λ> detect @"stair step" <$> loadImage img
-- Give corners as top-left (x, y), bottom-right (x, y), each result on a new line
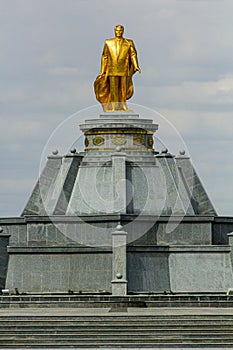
top-left (1, 334), bottom-right (233, 340)
top-left (0, 326), bottom-right (233, 331)
top-left (1, 343), bottom-right (233, 349)
top-left (0, 331), bottom-right (233, 336)
top-left (1, 320), bottom-right (233, 326)
top-left (1, 338), bottom-right (233, 345)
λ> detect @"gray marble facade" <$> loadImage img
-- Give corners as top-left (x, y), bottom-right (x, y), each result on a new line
top-left (1, 112), bottom-right (233, 293)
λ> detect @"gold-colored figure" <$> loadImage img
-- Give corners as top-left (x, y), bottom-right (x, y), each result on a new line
top-left (94, 25), bottom-right (140, 112)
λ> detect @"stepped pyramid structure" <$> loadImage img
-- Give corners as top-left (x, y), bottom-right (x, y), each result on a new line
top-left (1, 111), bottom-right (233, 294)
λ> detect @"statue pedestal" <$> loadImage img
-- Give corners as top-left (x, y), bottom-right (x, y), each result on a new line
top-left (79, 112), bottom-right (158, 154)
top-left (100, 112), bottom-right (140, 119)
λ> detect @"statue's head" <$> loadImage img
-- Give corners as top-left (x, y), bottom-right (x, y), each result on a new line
top-left (114, 25), bottom-right (124, 38)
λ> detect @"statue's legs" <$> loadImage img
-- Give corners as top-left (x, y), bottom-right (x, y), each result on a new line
top-left (109, 76), bottom-right (129, 111)
top-left (118, 76), bottom-right (128, 111)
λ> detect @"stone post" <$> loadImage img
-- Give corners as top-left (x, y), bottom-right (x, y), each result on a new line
top-left (228, 232), bottom-right (233, 243)
top-left (0, 227), bottom-right (10, 290)
top-left (227, 232), bottom-right (233, 295)
top-left (228, 232), bottom-right (233, 260)
top-left (111, 225), bottom-right (128, 296)
top-left (111, 151), bottom-right (126, 214)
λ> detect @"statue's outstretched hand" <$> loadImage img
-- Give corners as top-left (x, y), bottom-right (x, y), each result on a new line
top-left (135, 67), bottom-right (141, 74)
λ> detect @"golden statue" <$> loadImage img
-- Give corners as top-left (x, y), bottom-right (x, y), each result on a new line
top-left (94, 25), bottom-right (141, 112)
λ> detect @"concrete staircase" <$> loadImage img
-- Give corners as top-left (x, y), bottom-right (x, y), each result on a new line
top-left (0, 295), bottom-right (233, 348)
top-left (0, 310), bottom-right (233, 347)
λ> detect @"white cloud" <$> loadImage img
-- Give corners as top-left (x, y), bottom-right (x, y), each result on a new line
top-left (144, 74), bottom-right (233, 111)
top-left (160, 109), bottom-right (233, 141)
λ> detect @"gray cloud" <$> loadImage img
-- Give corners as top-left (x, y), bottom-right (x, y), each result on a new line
top-left (0, 0), bottom-right (232, 216)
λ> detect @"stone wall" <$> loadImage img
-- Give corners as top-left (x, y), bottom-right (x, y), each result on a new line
top-left (1, 215), bottom-right (233, 293)
top-left (6, 248), bottom-right (112, 293)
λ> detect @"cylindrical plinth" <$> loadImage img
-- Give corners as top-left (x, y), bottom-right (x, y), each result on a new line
top-left (80, 112), bottom-right (158, 154)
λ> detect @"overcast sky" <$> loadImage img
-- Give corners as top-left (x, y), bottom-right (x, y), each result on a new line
top-left (0, 0), bottom-right (233, 217)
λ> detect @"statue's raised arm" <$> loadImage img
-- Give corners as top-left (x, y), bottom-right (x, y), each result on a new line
top-left (94, 25), bottom-right (140, 113)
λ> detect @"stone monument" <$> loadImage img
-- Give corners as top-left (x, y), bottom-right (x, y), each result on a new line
top-left (0, 26), bottom-right (233, 295)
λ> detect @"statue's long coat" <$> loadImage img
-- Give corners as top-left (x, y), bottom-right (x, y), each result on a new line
top-left (94, 37), bottom-right (139, 104)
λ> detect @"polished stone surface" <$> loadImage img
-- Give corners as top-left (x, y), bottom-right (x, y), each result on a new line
top-left (1, 112), bottom-right (233, 294)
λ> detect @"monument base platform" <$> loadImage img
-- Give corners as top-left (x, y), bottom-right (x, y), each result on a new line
top-left (1, 112), bottom-right (233, 296)
top-left (1, 215), bottom-right (233, 294)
